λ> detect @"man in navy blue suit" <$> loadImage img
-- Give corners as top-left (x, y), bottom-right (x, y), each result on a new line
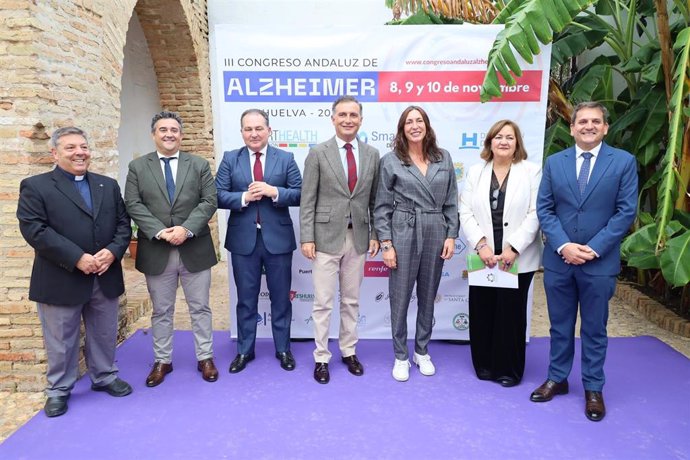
top-left (216, 109), bottom-right (302, 373)
top-left (532, 102), bottom-right (638, 421)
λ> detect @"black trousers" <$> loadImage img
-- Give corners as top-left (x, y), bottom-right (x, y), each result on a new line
top-left (468, 271), bottom-right (535, 382)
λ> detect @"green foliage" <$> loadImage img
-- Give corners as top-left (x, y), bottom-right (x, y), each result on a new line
top-left (480, 0), bottom-right (690, 290)
top-left (481, 0), bottom-right (596, 102)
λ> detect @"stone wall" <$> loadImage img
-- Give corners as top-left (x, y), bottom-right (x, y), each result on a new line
top-left (0, 0), bottom-right (213, 391)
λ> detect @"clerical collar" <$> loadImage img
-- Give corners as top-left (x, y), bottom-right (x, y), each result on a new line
top-left (57, 166), bottom-right (86, 181)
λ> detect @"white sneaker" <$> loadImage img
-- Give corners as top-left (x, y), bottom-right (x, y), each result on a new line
top-left (392, 359), bottom-right (411, 382)
top-left (413, 352), bottom-right (436, 376)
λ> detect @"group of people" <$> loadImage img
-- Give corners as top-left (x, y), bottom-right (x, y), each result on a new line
top-left (17, 97), bottom-right (637, 424)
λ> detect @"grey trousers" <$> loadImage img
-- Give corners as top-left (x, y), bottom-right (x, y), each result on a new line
top-left (38, 278), bottom-right (119, 397)
top-left (145, 248), bottom-right (213, 363)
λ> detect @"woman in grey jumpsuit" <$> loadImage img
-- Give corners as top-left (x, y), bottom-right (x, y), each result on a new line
top-left (374, 106), bottom-right (459, 382)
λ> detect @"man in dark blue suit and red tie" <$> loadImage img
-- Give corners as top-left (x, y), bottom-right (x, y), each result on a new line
top-left (216, 109), bottom-right (302, 373)
top-left (532, 102), bottom-right (638, 421)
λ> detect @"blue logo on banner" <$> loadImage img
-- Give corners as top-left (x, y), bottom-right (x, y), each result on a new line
top-left (224, 71), bottom-right (379, 102)
top-left (459, 132), bottom-right (483, 150)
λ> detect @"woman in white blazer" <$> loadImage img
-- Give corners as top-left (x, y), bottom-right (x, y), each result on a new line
top-left (459, 120), bottom-right (542, 387)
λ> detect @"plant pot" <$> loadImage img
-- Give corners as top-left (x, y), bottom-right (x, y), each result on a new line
top-left (128, 240), bottom-right (138, 259)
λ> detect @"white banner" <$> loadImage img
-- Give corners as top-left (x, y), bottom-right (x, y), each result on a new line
top-left (211, 24), bottom-right (550, 340)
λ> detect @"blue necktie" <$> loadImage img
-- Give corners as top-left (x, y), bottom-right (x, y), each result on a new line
top-left (161, 157), bottom-right (176, 203)
top-left (577, 152), bottom-right (592, 196)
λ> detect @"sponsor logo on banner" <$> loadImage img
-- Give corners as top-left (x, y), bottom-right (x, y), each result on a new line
top-left (383, 313), bottom-right (391, 325)
top-left (453, 313), bottom-right (470, 331)
top-left (458, 132), bottom-right (484, 150)
top-left (454, 240), bottom-right (467, 254)
top-left (435, 294), bottom-right (443, 304)
top-left (364, 261), bottom-right (389, 277)
top-left (298, 269), bottom-right (312, 275)
top-left (357, 313), bottom-right (367, 329)
top-left (270, 129), bottom-right (319, 148)
top-left (357, 131), bottom-right (368, 143)
top-left (462, 270), bottom-right (468, 279)
top-left (256, 312), bottom-right (271, 325)
top-left (375, 291), bottom-right (386, 302)
top-left (444, 294), bottom-right (468, 303)
top-left (291, 291), bottom-right (315, 302)
top-left (289, 290), bottom-right (297, 301)
top-left (259, 291), bottom-right (270, 300)
top-left (454, 162), bottom-right (465, 182)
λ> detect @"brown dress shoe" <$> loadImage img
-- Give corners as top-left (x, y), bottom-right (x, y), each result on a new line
top-left (314, 362), bottom-right (330, 384)
top-left (530, 379), bottom-right (569, 402)
top-left (197, 358), bottom-right (219, 382)
top-left (585, 390), bottom-right (606, 421)
top-left (146, 362), bottom-right (173, 387)
top-left (342, 355), bottom-right (364, 376)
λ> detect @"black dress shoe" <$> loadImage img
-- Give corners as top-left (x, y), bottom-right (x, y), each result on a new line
top-left (314, 362), bottom-right (330, 384)
top-left (530, 379), bottom-right (569, 402)
top-left (476, 369), bottom-right (492, 381)
top-left (229, 353), bottom-right (255, 373)
top-left (44, 395), bottom-right (70, 418)
top-left (585, 390), bottom-right (606, 421)
top-left (91, 377), bottom-right (133, 397)
top-left (276, 351), bottom-right (296, 371)
top-left (342, 355), bottom-right (364, 376)
top-left (496, 376), bottom-right (519, 388)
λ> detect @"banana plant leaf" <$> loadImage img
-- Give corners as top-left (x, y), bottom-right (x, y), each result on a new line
top-left (655, 26), bottom-right (690, 251)
top-left (660, 229), bottom-right (690, 287)
top-left (481, 0), bottom-right (596, 102)
top-left (621, 223), bottom-right (661, 269)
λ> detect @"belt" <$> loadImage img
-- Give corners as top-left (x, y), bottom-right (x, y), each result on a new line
top-left (394, 205), bottom-right (442, 255)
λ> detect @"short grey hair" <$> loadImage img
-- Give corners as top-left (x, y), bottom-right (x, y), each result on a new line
top-left (240, 109), bottom-right (270, 128)
top-left (332, 96), bottom-right (363, 116)
top-left (571, 102), bottom-right (609, 125)
top-left (50, 127), bottom-right (88, 149)
top-left (151, 111), bottom-right (183, 133)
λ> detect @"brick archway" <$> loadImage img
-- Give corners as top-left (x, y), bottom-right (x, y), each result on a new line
top-left (0, 0), bottom-right (213, 392)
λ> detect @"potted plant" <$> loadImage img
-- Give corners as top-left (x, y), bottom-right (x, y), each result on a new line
top-left (128, 222), bottom-right (138, 259)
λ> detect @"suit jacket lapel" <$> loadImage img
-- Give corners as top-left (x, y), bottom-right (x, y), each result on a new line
top-left (325, 138), bottom-right (349, 194)
top-left (239, 147), bottom-right (253, 185)
top-left (52, 169), bottom-right (92, 215)
top-left (174, 152), bottom-right (192, 204)
top-left (581, 143), bottom-right (613, 202)
top-left (353, 140), bottom-right (370, 195)
top-left (561, 147), bottom-right (580, 200)
top-left (145, 152), bottom-right (169, 203)
top-left (263, 146), bottom-right (278, 183)
top-left (87, 172), bottom-right (104, 218)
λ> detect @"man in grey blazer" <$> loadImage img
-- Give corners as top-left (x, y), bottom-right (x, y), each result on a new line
top-left (300, 96), bottom-right (380, 384)
top-left (125, 111), bottom-right (219, 387)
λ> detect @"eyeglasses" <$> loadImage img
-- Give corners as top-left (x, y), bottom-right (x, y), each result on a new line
top-left (491, 189), bottom-right (499, 210)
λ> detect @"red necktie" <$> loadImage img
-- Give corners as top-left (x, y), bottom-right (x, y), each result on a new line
top-left (253, 152), bottom-right (262, 224)
top-left (345, 143), bottom-right (357, 193)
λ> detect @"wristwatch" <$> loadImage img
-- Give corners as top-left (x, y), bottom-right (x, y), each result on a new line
top-left (381, 241), bottom-right (393, 251)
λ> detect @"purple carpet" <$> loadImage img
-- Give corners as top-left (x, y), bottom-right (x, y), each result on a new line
top-left (2, 332), bottom-right (689, 459)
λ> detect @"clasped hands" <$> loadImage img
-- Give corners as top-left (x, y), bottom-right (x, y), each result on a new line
top-left (560, 243), bottom-right (595, 265)
top-left (244, 181), bottom-right (278, 202)
top-left (477, 245), bottom-right (516, 272)
top-left (76, 248), bottom-right (115, 276)
top-left (159, 226), bottom-right (189, 246)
